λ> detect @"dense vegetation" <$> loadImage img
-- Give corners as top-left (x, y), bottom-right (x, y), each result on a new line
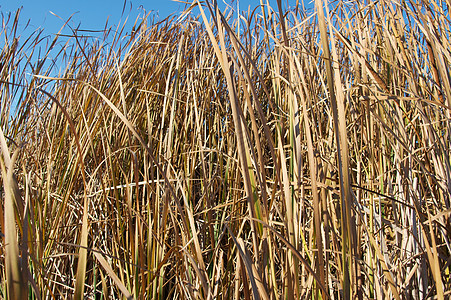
top-left (0, 0), bottom-right (450, 299)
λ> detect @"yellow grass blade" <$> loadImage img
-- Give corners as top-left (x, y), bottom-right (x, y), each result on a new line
top-left (0, 146), bottom-right (26, 300)
top-left (93, 249), bottom-right (133, 300)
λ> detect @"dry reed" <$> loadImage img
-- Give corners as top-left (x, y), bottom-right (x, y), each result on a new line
top-left (0, 0), bottom-right (450, 299)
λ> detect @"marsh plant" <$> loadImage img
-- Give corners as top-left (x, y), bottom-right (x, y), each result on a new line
top-left (0, 0), bottom-right (450, 299)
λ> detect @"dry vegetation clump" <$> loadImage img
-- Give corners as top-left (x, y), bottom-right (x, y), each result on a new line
top-left (0, 0), bottom-right (450, 299)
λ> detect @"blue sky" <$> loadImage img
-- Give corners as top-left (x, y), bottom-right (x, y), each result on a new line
top-left (0, 0), bottom-right (309, 76)
top-left (1, 0), bottom-right (305, 36)
top-left (2, 0), bottom-right (187, 35)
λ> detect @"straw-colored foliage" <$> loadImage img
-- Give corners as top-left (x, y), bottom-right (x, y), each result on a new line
top-left (0, 0), bottom-right (450, 298)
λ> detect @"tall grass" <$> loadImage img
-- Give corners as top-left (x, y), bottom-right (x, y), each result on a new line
top-left (1, 0), bottom-right (450, 298)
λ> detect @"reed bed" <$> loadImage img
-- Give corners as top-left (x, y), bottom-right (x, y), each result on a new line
top-left (0, 0), bottom-right (450, 298)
